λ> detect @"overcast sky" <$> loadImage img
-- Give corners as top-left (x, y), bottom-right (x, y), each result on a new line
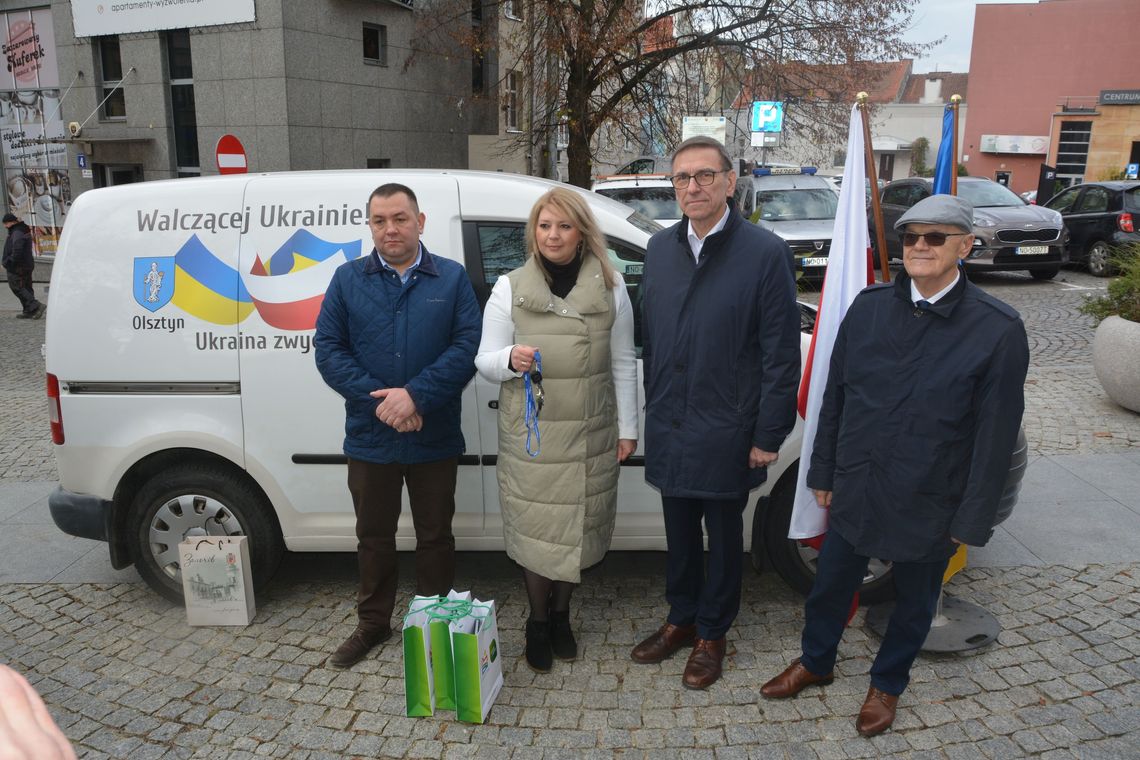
top-left (905, 0), bottom-right (1041, 73)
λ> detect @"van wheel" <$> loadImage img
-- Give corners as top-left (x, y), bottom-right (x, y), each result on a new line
top-left (129, 466), bottom-right (285, 603)
top-left (762, 465), bottom-right (896, 605)
top-left (1029, 267), bottom-right (1059, 280)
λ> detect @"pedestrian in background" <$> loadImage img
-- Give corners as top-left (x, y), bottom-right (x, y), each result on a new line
top-left (762, 194), bottom-right (1029, 737)
top-left (634, 136), bottom-right (801, 689)
top-left (315, 183), bottom-right (482, 669)
top-left (475, 187), bottom-right (638, 673)
top-left (3, 213), bottom-right (45, 319)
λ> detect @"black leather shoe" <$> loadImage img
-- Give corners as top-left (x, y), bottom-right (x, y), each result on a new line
top-left (549, 610), bottom-right (577, 661)
top-left (328, 625), bottom-right (392, 669)
top-left (525, 619), bottom-right (553, 673)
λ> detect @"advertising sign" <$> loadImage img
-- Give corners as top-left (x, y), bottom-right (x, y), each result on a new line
top-left (980, 134), bottom-right (1049, 155)
top-left (1099, 90), bottom-right (1140, 106)
top-left (2, 9), bottom-right (68, 256)
top-left (750, 101), bottom-right (785, 133)
top-left (2, 9), bottom-right (59, 90)
top-left (72, 0), bottom-right (256, 37)
top-left (681, 116), bottom-right (726, 144)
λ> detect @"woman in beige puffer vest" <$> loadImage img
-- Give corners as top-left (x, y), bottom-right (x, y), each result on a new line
top-left (475, 188), bottom-right (638, 673)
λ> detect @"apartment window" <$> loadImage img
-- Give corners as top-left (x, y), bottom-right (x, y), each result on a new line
top-left (166, 29), bottom-right (199, 175)
top-left (97, 36), bottom-right (126, 119)
top-left (504, 70), bottom-right (519, 130)
top-left (471, 0), bottom-right (483, 24)
top-left (472, 53), bottom-right (485, 95)
top-left (503, 0), bottom-right (521, 19)
top-left (363, 23), bottom-right (388, 66)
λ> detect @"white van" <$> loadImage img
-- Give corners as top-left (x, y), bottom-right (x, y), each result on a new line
top-left (45, 170), bottom-right (880, 603)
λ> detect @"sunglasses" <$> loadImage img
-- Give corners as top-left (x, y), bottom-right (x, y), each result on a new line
top-left (900, 231), bottom-right (970, 247)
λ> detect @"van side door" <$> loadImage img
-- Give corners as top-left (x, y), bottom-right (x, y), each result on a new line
top-left (236, 173), bottom-right (484, 550)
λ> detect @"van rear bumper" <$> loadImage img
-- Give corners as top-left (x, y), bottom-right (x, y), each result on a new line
top-left (48, 486), bottom-right (111, 542)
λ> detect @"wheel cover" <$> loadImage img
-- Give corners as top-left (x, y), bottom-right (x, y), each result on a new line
top-left (149, 494), bottom-right (246, 581)
top-left (1089, 243), bottom-right (1108, 273)
top-left (794, 542), bottom-right (892, 587)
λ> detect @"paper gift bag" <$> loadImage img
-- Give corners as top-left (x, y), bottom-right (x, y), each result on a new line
top-left (403, 595), bottom-right (442, 716)
top-left (452, 598), bottom-right (503, 724)
top-left (179, 536), bottom-right (255, 626)
top-left (428, 590), bottom-right (473, 711)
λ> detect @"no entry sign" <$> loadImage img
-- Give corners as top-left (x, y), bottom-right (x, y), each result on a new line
top-left (215, 134), bottom-right (248, 175)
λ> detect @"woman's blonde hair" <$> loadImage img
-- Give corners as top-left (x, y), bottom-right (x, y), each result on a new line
top-left (525, 187), bottom-right (618, 288)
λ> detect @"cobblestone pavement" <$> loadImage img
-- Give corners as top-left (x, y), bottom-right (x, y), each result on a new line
top-left (3, 268), bottom-right (1140, 758)
top-left (2, 560), bottom-right (1138, 759)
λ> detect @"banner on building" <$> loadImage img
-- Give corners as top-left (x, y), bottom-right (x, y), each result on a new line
top-left (2, 9), bottom-right (67, 257)
top-left (72, 0), bottom-right (256, 38)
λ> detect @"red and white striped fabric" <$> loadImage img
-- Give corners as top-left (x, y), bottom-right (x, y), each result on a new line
top-left (789, 103), bottom-right (876, 541)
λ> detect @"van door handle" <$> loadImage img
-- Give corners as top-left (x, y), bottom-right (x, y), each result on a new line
top-left (488, 401), bottom-right (499, 409)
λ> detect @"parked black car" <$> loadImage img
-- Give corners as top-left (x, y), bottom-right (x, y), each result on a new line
top-left (1042, 181), bottom-right (1140, 277)
top-left (872, 177), bottom-right (1068, 280)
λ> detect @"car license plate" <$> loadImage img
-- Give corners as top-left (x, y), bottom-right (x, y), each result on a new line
top-left (1017, 245), bottom-right (1048, 255)
top-left (801, 257), bottom-right (829, 267)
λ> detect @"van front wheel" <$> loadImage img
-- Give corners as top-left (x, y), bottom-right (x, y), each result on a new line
top-left (129, 465), bottom-right (285, 603)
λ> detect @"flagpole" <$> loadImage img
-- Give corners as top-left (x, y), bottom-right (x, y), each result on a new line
top-left (858, 93), bottom-right (890, 283)
top-left (950, 94), bottom-right (961, 196)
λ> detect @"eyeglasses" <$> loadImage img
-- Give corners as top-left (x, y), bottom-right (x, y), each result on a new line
top-left (900, 231), bottom-right (970, 247)
top-left (666, 169), bottom-right (728, 189)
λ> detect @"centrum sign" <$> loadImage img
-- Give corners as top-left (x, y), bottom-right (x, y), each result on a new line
top-left (71, 0), bottom-right (256, 38)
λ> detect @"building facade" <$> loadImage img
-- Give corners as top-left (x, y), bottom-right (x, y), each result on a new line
top-left (1, 0), bottom-right (499, 255)
top-left (965, 0), bottom-right (1140, 195)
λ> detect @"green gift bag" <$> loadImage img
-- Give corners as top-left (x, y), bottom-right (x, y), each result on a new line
top-left (451, 598), bottom-right (503, 724)
top-left (402, 595), bottom-right (440, 717)
top-left (427, 590), bottom-right (473, 711)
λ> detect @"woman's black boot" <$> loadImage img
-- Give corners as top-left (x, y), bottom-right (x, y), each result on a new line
top-left (549, 609), bottom-right (578, 661)
top-left (525, 619), bottom-right (553, 673)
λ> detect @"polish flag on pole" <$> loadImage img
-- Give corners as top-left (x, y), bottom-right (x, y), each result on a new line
top-left (789, 103), bottom-right (876, 541)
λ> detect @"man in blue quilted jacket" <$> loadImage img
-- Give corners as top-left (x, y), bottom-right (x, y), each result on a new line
top-left (315, 183), bottom-right (481, 668)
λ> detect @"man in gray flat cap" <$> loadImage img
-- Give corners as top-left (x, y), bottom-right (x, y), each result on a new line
top-left (760, 194), bottom-right (1029, 737)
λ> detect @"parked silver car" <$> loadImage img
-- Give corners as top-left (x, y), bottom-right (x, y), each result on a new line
top-left (744, 167), bottom-right (839, 281)
top-left (874, 177), bottom-right (1068, 280)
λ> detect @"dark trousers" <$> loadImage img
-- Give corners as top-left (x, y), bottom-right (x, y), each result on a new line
top-left (800, 530), bottom-right (949, 695)
top-left (346, 456), bottom-right (458, 631)
top-left (662, 495), bottom-right (748, 640)
top-left (6, 269), bottom-right (38, 314)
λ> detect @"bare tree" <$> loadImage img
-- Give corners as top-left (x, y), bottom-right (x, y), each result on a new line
top-left (415, 0), bottom-right (929, 187)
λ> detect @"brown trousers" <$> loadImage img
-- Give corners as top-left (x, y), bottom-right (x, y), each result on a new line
top-left (347, 456), bottom-right (458, 631)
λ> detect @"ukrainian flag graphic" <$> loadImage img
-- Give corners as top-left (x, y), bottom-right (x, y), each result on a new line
top-left (243, 229), bottom-right (362, 330)
top-left (171, 235), bottom-right (255, 325)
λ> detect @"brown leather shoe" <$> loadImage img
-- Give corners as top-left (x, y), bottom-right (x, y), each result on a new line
top-left (760, 657), bottom-right (834, 698)
top-left (630, 622), bottom-right (697, 664)
top-left (328, 625), bottom-right (392, 669)
top-left (855, 686), bottom-right (899, 737)
top-left (682, 637), bottom-right (726, 690)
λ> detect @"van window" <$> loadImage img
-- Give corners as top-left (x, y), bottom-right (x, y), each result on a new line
top-left (468, 222), bottom-right (646, 351)
top-left (476, 224), bottom-right (526, 284)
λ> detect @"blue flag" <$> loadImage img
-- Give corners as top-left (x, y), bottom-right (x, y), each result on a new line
top-left (932, 103), bottom-right (955, 195)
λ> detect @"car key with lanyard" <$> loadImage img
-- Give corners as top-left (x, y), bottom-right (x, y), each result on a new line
top-left (523, 350), bottom-right (544, 457)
